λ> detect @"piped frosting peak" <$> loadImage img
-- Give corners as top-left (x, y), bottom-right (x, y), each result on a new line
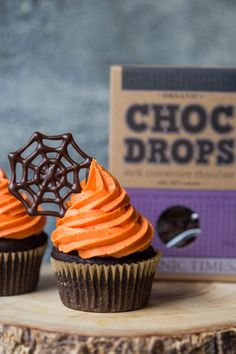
top-left (52, 160), bottom-right (153, 258)
top-left (0, 169), bottom-right (46, 239)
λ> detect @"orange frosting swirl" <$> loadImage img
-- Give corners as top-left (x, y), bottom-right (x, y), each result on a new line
top-left (0, 169), bottom-right (46, 239)
top-left (52, 160), bottom-right (153, 258)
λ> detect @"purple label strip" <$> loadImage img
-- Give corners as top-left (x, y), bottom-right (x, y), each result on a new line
top-left (127, 188), bottom-right (236, 258)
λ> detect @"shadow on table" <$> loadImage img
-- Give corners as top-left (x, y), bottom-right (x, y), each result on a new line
top-left (37, 273), bottom-right (57, 292)
top-left (148, 281), bottom-right (212, 308)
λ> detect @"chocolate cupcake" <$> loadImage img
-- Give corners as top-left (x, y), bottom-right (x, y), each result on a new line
top-left (0, 169), bottom-right (47, 295)
top-left (51, 160), bottom-right (161, 312)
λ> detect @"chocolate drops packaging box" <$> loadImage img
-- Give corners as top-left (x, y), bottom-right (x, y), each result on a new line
top-left (109, 65), bottom-right (236, 281)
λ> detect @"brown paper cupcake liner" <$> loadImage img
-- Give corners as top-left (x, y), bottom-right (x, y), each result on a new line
top-left (51, 251), bottom-right (161, 312)
top-left (0, 244), bottom-right (46, 296)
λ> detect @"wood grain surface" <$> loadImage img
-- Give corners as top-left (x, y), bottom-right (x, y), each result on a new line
top-left (0, 264), bottom-right (236, 354)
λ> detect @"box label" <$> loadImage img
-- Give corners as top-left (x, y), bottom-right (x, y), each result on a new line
top-left (110, 66), bottom-right (236, 190)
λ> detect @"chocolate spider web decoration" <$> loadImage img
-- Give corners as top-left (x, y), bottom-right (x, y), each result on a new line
top-left (8, 132), bottom-right (92, 217)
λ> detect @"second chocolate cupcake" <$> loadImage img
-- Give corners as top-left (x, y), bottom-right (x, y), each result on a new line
top-left (0, 169), bottom-right (47, 296)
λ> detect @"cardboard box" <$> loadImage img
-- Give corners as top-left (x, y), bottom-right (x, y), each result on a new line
top-left (109, 65), bottom-right (236, 281)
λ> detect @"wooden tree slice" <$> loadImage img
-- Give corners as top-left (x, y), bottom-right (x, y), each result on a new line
top-left (0, 264), bottom-right (236, 353)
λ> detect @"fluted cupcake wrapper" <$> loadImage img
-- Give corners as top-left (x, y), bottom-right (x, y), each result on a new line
top-left (51, 252), bottom-right (161, 312)
top-left (0, 245), bottom-right (46, 296)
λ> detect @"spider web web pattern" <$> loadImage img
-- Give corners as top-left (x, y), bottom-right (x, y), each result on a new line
top-left (8, 132), bottom-right (92, 217)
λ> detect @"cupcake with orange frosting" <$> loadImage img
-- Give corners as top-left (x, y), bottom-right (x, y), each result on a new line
top-left (51, 160), bottom-right (161, 312)
top-left (0, 169), bottom-right (47, 295)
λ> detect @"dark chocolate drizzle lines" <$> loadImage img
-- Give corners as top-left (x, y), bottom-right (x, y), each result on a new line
top-left (8, 132), bottom-right (92, 217)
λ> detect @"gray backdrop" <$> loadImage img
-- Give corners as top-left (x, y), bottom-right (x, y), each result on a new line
top-left (0, 0), bottom-right (236, 259)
